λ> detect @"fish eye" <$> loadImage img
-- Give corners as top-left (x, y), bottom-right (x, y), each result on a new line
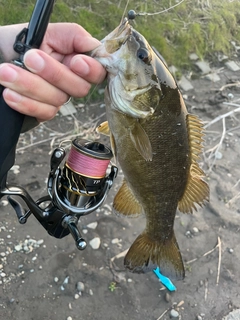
top-left (137, 48), bottom-right (150, 64)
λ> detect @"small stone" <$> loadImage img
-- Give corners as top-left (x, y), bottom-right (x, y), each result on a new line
top-left (215, 151), bottom-right (222, 160)
top-left (74, 293), bottom-right (80, 300)
top-left (0, 200), bottom-right (8, 206)
top-left (54, 277), bottom-right (59, 283)
top-left (165, 292), bottom-right (171, 302)
top-left (89, 289), bottom-right (93, 296)
top-left (192, 227), bottom-right (199, 233)
top-left (60, 100), bottom-right (77, 116)
top-left (111, 238), bottom-right (120, 244)
top-left (0, 252), bottom-right (6, 257)
top-left (197, 316), bottom-right (203, 320)
top-left (66, 317), bottom-right (72, 320)
top-left (89, 237), bottom-right (101, 250)
top-left (189, 53), bottom-right (199, 61)
top-left (77, 281), bottom-right (85, 292)
top-left (170, 309), bottom-right (179, 318)
top-left (1, 272), bottom-right (6, 278)
top-left (205, 73), bottom-right (221, 82)
top-left (195, 61), bottom-right (211, 74)
top-left (87, 222), bottom-right (98, 230)
top-left (225, 61), bottom-right (240, 72)
top-left (199, 280), bottom-right (204, 287)
top-left (127, 278), bottom-right (133, 283)
top-left (179, 76), bottom-right (194, 91)
top-left (37, 239), bottom-right (44, 245)
top-left (228, 248), bottom-right (234, 254)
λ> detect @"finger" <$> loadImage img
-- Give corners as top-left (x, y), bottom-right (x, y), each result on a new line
top-left (3, 88), bottom-right (61, 122)
top-left (0, 63), bottom-right (68, 106)
top-left (23, 49), bottom-right (93, 97)
top-left (70, 54), bottom-right (106, 84)
top-left (41, 23), bottom-right (101, 55)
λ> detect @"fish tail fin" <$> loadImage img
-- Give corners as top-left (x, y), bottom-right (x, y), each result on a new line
top-left (124, 232), bottom-right (185, 280)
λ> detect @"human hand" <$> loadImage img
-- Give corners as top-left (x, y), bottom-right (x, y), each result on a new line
top-left (0, 23), bottom-right (106, 122)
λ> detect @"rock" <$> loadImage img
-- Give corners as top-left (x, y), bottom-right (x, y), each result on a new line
top-left (89, 237), bottom-right (101, 249)
top-left (60, 100), bottom-right (77, 116)
top-left (87, 222), bottom-right (98, 230)
top-left (189, 53), bottom-right (199, 61)
top-left (170, 309), bottom-right (179, 318)
top-left (192, 227), bottom-right (199, 233)
top-left (165, 292), bottom-right (171, 302)
top-left (89, 289), bottom-right (93, 296)
top-left (195, 60), bottom-right (211, 74)
top-left (205, 73), bottom-right (221, 82)
top-left (76, 281), bottom-right (85, 292)
top-left (111, 238), bottom-right (120, 244)
top-left (179, 76), bottom-right (194, 91)
top-left (169, 65), bottom-right (178, 74)
top-left (225, 61), bottom-right (240, 72)
top-left (228, 248), bottom-right (234, 254)
top-left (223, 309), bottom-right (240, 320)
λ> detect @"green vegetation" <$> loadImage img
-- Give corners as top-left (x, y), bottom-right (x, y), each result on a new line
top-left (1, 0), bottom-right (239, 69)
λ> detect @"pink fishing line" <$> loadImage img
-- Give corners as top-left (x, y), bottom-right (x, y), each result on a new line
top-left (67, 147), bottom-right (110, 178)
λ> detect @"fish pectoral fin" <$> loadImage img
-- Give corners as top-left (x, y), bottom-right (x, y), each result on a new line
top-left (96, 121), bottom-right (110, 136)
top-left (97, 121), bottom-right (117, 162)
top-left (129, 122), bottom-right (153, 161)
top-left (178, 163), bottom-right (209, 213)
top-left (124, 232), bottom-right (185, 280)
top-left (113, 179), bottom-right (144, 217)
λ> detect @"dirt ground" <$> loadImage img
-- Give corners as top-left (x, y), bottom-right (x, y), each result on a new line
top-left (0, 59), bottom-right (240, 320)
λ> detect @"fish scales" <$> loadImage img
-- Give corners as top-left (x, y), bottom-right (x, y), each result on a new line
top-left (92, 18), bottom-right (209, 280)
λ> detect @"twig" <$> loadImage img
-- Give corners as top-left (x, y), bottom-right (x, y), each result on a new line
top-left (204, 105), bottom-right (240, 129)
top-left (204, 279), bottom-right (208, 301)
top-left (156, 309), bottom-right (169, 320)
top-left (218, 82), bottom-right (240, 92)
top-left (216, 236), bottom-right (222, 285)
top-left (186, 239), bottom-right (220, 264)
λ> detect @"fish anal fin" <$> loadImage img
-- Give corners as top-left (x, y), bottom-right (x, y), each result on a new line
top-left (129, 122), bottom-right (153, 161)
top-left (113, 179), bottom-right (144, 217)
top-left (178, 163), bottom-right (209, 213)
top-left (124, 232), bottom-right (185, 280)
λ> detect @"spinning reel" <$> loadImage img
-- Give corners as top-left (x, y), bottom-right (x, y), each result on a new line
top-left (1, 139), bottom-right (117, 249)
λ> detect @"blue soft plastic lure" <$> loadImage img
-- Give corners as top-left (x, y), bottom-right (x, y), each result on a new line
top-left (153, 268), bottom-right (176, 291)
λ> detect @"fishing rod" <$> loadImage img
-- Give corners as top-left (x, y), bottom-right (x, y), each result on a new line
top-left (0, 0), bottom-right (117, 250)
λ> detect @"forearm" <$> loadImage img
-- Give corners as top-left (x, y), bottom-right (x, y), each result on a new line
top-left (0, 23), bottom-right (27, 62)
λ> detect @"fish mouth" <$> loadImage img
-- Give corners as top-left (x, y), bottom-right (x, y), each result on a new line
top-left (91, 18), bottom-right (132, 59)
top-left (103, 18), bottom-right (132, 54)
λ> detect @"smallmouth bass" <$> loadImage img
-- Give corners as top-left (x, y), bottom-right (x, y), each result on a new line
top-left (92, 18), bottom-right (209, 280)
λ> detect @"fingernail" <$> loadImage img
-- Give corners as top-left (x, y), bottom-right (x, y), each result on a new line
top-left (24, 50), bottom-right (45, 73)
top-left (0, 64), bottom-right (18, 83)
top-left (4, 88), bottom-right (22, 103)
top-left (71, 56), bottom-right (90, 76)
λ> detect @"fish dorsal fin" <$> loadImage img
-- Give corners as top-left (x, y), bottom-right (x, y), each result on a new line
top-left (178, 114), bottom-right (209, 213)
top-left (129, 122), bottom-right (153, 161)
top-left (97, 121), bottom-right (117, 163)
top-left (96, 121), bottom-right (110, 136)
top-left (113, 179), bottom-right (144, 217)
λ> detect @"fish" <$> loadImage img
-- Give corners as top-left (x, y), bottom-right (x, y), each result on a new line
top-left (91, 18), bottom-right (209, 280)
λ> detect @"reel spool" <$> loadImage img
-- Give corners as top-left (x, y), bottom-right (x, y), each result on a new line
top-left (60, 139), bottom-right (113, 208)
